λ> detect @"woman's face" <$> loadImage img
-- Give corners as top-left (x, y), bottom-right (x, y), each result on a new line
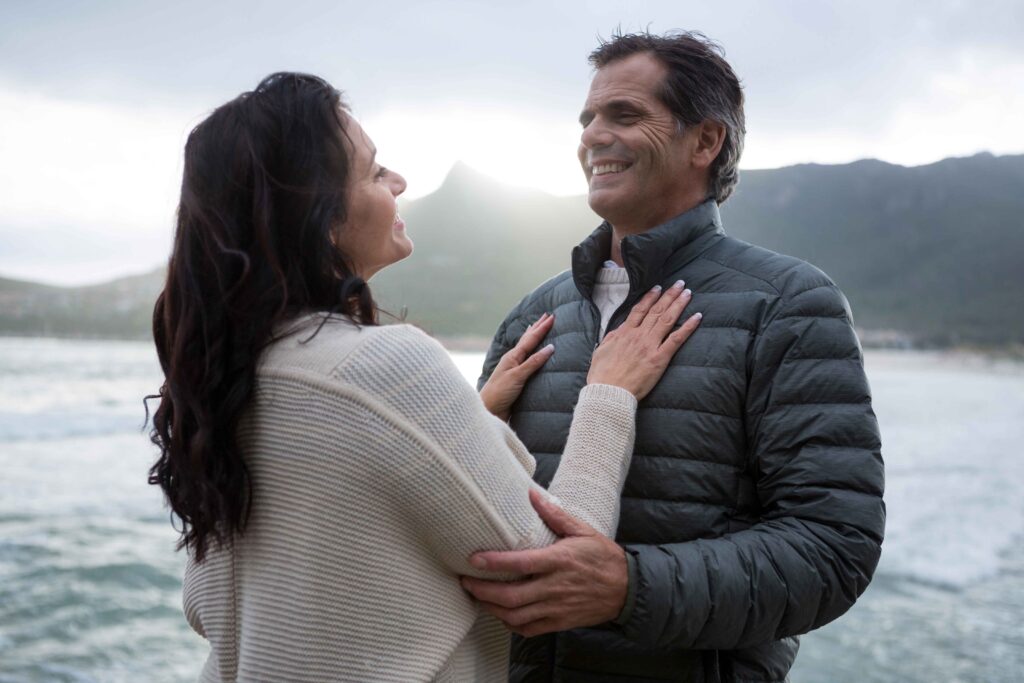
top-left (337, 116), bottom-right (410, 280)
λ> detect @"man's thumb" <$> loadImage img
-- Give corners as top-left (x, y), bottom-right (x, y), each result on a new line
top-left (529, 488), bottom-right (593, 537)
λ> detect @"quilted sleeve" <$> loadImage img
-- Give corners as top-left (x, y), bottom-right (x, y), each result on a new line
top-left (620, 282), bottom-right (885, 649)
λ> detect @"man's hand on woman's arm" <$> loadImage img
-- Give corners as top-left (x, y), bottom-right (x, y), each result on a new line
top-left (461, 490), bottom-right (629, 638)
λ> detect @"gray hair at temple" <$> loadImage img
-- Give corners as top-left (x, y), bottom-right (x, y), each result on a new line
top-left (589, 30), bottom-right (746, 204)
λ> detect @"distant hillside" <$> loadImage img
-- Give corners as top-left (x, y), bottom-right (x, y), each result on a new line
top-left (379, 154), bottom-right (1024, 346)
top-left (370, 163), bottom-right (598, 336)
top-left (1, 153), bottom-right (1021, 346)
top-left (0, 271), bottom-right (162, 339)
top-left (720, 153), bottom-right (1024, 346)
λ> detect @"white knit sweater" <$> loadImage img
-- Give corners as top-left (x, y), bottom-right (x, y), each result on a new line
top-left (593, 261), bottom-right (631, 340)
top-left (183, 314), bottom-right (638, 682)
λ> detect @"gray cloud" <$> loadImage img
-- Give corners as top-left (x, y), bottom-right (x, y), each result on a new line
top-left (2, 0), bottom-right (1022, 285)
top-left (3, 1), bottom-right (1021, 103)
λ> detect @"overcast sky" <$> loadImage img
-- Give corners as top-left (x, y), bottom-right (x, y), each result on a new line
top-left (1, 0), bottom-right (1022, 285)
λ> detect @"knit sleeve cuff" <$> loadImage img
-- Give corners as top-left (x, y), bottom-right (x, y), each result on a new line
top-left (578, 383), bottom-right (638, 411)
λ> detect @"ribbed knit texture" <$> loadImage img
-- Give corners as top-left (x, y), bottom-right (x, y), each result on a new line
top-left (593, 262), bottom-right (630, 340)
top-left (182, 315), bottom-right (637, 682)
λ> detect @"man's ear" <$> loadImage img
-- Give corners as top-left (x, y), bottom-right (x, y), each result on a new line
top-left (691, 120), bottom-right (727, 171)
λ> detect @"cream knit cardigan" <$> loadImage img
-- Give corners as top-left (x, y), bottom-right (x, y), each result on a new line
top-left (183, 315), bottom-right (637, 682)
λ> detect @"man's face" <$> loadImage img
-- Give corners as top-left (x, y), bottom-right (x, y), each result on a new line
top-left (578, 52), bottom-right (700, 232)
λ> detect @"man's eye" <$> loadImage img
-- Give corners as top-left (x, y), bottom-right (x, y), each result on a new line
top-left (375, 166), bottom-right (388, 179)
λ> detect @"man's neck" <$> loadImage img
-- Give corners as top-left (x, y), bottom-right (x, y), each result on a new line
top-left (606, 197), bottom-right (709, 266)
top-left (609, 237), bottom-right (626, 267)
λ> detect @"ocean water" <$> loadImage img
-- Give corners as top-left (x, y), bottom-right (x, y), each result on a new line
top-left (1, 338), bottom-right (1022, 682)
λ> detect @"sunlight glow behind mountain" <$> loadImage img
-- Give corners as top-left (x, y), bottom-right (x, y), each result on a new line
top-left (2, 45), bottom-right (1023, 286)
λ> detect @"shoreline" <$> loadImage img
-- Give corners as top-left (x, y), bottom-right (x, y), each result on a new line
top-left (1, 331), bottom-right (1022, 362)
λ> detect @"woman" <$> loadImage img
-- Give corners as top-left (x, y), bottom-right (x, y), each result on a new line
top-left (149, 73), bottom-right (702, 682)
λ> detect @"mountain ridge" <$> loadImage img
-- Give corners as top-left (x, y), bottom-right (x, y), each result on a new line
top-left (2, 152), bottom-right (1022, 347)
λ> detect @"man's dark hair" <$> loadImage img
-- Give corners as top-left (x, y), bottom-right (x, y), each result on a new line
top-left (589, 30), bottom-right (746, 203)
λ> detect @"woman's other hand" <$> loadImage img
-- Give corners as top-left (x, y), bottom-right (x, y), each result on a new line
top-left (480, 313), bottom-right (557, 421)
top-left (587, 281), bottom-right (702, 400)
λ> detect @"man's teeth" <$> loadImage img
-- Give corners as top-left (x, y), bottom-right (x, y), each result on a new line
top-left (592, 163), bottom-right (628, 175)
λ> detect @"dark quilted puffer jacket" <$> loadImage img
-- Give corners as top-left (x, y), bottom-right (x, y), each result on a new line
top-left (478, 200), bottom-right (885, 683)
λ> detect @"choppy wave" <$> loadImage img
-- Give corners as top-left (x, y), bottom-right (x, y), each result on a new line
top-left (863, 351), bottom-right (1024, 590)
top-left (0, 411), bottom-right (147, 442)
top-left (2, 341), bottom-right (1023, 683)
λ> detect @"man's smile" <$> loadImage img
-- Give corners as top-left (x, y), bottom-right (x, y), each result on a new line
top-left (591, 162), bottom-right (633, 176)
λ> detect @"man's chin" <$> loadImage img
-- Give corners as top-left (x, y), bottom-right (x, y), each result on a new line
top-left (587, 188), bottom-right (629, 223)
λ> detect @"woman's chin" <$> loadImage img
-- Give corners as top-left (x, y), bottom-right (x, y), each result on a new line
top-left (395, 237), bottom-right (414, 263)
top-left (366, 242), bottom-right (414, 280)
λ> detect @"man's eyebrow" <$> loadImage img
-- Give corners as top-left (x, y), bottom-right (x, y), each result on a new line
top-left (605, 99), bottom-right (644, 114)
top-left (579, 99), bottom-right (645, 126)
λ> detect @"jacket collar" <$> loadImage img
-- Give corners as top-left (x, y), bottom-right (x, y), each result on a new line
top-left (572, 198), bottom-right (725, 300)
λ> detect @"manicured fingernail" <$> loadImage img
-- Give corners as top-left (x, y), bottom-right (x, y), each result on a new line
top-left (694, 312), bottom-right (703, 320)
top-left (673, 280), bottom-right (685, 289)
top-left (683, 288), bottom-right (692, 298)
top-left (541, 344), bottom-right (554, 355)
top-left (471, 556), bottom-right (487, 569)
top-left (651, 285), bottom-right (662, 293)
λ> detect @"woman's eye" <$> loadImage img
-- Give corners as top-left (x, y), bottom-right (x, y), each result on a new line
top-left (375, 166), bottom-right (388, 179)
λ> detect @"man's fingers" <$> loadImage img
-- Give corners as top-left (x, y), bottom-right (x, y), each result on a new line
top-left (529, 488), bottom-right (593, 537)
top-left (509, 617), bottom-right (560, 639)
top-left (468, 544), bottom-right (563, 575)
top-left (477, 599), bottom-right (550, 628)
top-left (461, 577), bottom-right (529, 608)
top-left (461, 575), bottom-right (550, 608)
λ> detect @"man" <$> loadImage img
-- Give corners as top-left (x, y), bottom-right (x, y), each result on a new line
top-left (463, 31), bottom-right (885, 682)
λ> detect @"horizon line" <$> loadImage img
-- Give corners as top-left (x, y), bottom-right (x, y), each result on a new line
top-left (4, 148), bottom-right (1019, 290)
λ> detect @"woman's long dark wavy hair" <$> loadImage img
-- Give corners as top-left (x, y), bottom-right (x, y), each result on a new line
top-left (148, 72), bottom-right (376, 562)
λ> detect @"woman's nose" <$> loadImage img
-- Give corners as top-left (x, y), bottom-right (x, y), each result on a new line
top-left (392, 171), bottom-right (407, 196)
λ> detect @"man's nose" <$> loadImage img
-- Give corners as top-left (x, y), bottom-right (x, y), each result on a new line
top-left (580, 119), bottom-right (614, 150)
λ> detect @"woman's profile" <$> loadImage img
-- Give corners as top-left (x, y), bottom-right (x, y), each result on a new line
top-left (148, 72), bottom-right (701, 681)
